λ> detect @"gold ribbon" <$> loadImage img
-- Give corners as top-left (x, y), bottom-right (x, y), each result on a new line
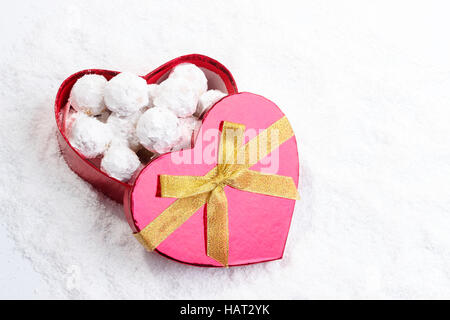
top-left (134, 117), bottom-right (300, 266)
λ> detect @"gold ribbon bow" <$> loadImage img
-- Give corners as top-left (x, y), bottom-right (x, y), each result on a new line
top-left (134, 117), bottom-right (300, 266)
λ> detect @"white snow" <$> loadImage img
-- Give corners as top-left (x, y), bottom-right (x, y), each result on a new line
top-left (0, 0), bottom-right (450, 299)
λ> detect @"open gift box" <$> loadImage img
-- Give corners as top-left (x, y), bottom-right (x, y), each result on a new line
top-left (55, 54), bottom-right (299, 267)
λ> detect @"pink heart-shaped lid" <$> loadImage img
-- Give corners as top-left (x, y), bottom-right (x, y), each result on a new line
top-left (124, 93), bottom-right (299, 267)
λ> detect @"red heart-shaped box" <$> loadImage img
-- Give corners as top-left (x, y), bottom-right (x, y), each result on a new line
top-left (55, 54), bottom-right (299, 267)
top-left (55, 54), bottom-right (237, 203)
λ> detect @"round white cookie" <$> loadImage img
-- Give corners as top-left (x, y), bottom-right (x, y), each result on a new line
top-left (153, 77), bottom-right (199, 118)
top-left (69, 74), bottom-right (107, 116)
top-left (68, 113), bottom-right (112, 158)
top-left (104, 72), bottom-right (149, 116)
top-left (173, 116), bottom-right (202, 151)
top-left (106, 111), bottom-right (142, 152)
top-left (196, 90), bottom-right (226, 117)
top-left (147, 83), bottom-right (159, 108)
top-left (136, 107), bottom-right (181, 154)
top-left (169, 63), bottom-right (208, 96)
top-left (101, 143), bottom-right (141, 182)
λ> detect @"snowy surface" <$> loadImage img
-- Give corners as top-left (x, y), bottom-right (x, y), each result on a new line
top-left (1, 0), bottom-right (450, 299)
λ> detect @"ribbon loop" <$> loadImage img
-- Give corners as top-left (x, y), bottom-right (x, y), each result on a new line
top-left (227, 169), bottom-right (300, 200)
top-left (160, 175), bottom-right (217, 198)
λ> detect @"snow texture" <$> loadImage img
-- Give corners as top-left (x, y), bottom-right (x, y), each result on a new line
top-left (0, 0), bottom-right (450, 299)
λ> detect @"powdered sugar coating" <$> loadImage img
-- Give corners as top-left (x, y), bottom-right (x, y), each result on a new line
top-left (69, 74), bottom-right (107, 115)
top-left (196, 90), bottom-right (227, 117)
top-left (147, 84), bottom-right (159, 108)
top-left (100, 143), bottom-right (141, 182)
top-left (170, 63), bottom-right (208, 96)
top-left (136, 107), bottom-right (181, 154)
top-left (68, 113), bottom-right (113, 158)
top-left (106, 111), bottom-right (142, 152)
top-left (153, 77), bottom-right (199, 118)
top-left (173, 116), bottom-right (202, 151)
top-left (104, 72), bottom-right (149, 116)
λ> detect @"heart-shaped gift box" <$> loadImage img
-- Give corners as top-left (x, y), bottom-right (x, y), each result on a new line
top-left (55, 54), bottom-right (299, 267)
top-left (55, 54), bottom-right (238, 203)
